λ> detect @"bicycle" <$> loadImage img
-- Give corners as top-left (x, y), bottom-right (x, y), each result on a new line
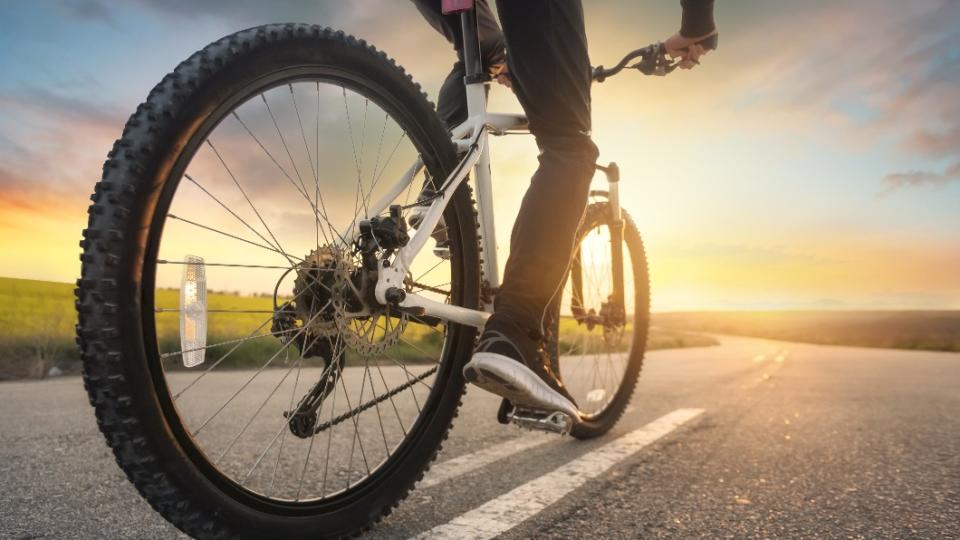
top-left (76, 3), bottom-right (714, 538)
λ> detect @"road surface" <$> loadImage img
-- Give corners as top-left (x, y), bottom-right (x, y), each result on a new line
top-left (2, 335), bottom-right (958, 538)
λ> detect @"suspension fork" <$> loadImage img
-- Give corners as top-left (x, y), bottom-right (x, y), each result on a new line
top-left (598, 163), bottom-right (626, 312)
top-left (568, 163), bottom-right (626, 324)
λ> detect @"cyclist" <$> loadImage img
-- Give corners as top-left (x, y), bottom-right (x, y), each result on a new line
top-left (412, 0), bottom-right (717, 418)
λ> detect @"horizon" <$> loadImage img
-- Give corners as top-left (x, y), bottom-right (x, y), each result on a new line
top-left (5, 274), bottom-right (958, 315)
top-left (1, 1), bottom-right (958, 310)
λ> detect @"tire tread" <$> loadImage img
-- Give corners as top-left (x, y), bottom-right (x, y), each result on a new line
top-left (77, 23), bottom-right (476, 539)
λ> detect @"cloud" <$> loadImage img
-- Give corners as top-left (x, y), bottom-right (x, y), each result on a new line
top-left (60, 0), bottom-right (113, 23)
top-left (670, 242), bottom-right (843, 267)
top-left (0, 86), bottom-right (126, 136)
top-left (882, 161), bottom-right (960, 192)
top-left (677, 1), bottom-right (960, 190)
top-left (127, 0), bottom-right (393, 31)
top-left (0, 87), bottom-right (124, 216)
top-left (903, 126), bottom-right (960, 159)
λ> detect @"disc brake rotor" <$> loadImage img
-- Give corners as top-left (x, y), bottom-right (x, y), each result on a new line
top-left (292, 243), bottom-right (408, 357)
top-left (331, 255), bottom-right (407, 356)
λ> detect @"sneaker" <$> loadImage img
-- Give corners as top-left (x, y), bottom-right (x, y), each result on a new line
top-left (463, 316), bottom-right (579, 419)
top-left (407, 187), bottom-right (450, 259)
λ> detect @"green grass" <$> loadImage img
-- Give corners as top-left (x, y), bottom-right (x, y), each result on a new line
top-left (0, 277), bottom-right (77, 379)
top-left (0, 277), bottom-right (715, 380)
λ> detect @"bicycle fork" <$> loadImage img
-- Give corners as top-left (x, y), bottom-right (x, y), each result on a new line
top-left (570, 162), bottom-right (627, 325)
top-left (603, 162), bottom-right (627, 314)
top-left (507, 162), bottom-right (626, 435)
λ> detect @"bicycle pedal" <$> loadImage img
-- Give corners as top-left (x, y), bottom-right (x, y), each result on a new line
top-left (507, 406), bottom-right (574, 436)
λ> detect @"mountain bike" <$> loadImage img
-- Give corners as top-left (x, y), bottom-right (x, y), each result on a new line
top-left (76, 3), bottom-right (713, 538)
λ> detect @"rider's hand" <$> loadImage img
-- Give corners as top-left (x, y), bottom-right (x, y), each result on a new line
top-left (494, 61), bottom-right (512, 88)
top-left (664, 30), bottom-right (717, 70)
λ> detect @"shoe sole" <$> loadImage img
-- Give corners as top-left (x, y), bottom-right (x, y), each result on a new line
top-left (463, 352), bottom-right (580, 419)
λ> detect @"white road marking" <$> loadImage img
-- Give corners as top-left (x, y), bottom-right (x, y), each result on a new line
top-left (420, 434), bottom-right (553, 489)
top-left (414, 408), bottom-right (705, 540)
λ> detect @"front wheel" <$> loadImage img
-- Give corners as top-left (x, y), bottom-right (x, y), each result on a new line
top-left (549, 200), bottom-right (650, 439)
top-left (76, 24), bottom-right (479, 539)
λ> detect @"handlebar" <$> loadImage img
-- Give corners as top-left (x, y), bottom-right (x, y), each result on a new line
top-left (592, 34), bottom-right (718, 82)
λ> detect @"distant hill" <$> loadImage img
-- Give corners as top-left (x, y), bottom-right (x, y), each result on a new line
top-left (653, 310), bottom-right (960, 352)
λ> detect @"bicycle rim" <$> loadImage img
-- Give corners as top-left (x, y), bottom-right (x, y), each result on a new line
top-left (556, 204), bottom-right (643, 420)
top-left (146, 70), bottom-right (460, 505)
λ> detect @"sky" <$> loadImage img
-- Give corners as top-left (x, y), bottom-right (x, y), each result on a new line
top-left (0, 0), bottom-right (958, 311)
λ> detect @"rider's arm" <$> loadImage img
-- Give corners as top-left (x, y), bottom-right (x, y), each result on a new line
top-left (679, 0), bottom-right (716, 39)
top-left (665, 0), bottom-right (718, 70)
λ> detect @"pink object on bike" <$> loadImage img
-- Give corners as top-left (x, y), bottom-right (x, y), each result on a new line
top-left (441, 0), bottom-right (474, 15)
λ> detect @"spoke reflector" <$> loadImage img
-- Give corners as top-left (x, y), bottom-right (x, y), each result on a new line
top-left (180, 255), bottom-right (207, 367)
top-left (586, 388), bottom-right (607, 403)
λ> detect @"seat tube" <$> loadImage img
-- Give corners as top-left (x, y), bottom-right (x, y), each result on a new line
top-left (459, 9), bottom-right (499, 309)
top-left (475, 131), bottom-right (499, 304)
top-left (459, 8), bottom-right (487, 118)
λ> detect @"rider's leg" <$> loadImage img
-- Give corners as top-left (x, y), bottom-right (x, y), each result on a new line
top-left (410, 0), bottom-right (505, 127)
top-left (492, 0), bottom-right (598, 340)
top-left (465, 0), bottom-right (598, 415)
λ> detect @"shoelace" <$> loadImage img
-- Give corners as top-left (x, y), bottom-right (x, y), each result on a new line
top-left (476, 330), bottom-right (522, 358)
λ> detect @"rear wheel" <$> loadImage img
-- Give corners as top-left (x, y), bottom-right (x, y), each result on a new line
top-left (76, 24), bottom-right (479, 539)
top-left (549, 200), bottom-right (650, 439)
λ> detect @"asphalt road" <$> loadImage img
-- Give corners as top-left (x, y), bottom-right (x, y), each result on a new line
top-left (2, 335), bottom-right (958, 539)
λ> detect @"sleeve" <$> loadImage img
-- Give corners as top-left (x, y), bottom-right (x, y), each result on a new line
top-left (679, 0), bottom-right (716, 38)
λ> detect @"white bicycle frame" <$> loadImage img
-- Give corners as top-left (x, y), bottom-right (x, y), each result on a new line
top-left (340, 73), bottom-right (621, 330)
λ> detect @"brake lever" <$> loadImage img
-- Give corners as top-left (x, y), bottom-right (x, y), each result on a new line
top-left (632, 42), bottom-right (677, 76)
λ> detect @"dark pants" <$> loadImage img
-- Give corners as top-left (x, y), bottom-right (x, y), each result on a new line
top-left (412, 0), bottom-right (599, 336)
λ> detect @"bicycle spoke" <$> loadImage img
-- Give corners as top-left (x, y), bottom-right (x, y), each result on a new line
top-left (150, 76), bottom-right (451, 504)
top-left (155, 308), bottom-right (277, 314)
top-left (204, 140), bottom-right (308, 256)
top-left (357, 99), bottom-right (369, 217)
top-left (262, 93), bottom-right (311, 198)
top-left (215, 331), bottom-right (327, 465)
top-left (156, 259), bottom-right (295, 270)
top-left (190, 310), bottom-right (323, 437)
top-left (254, 349), bottom-right (302, 490)
top-left (343, 88), bottom-right (364, 223)
top-left (413, 257), bottom-right (448, 285)
top-left (364, 352), bottom-right (391, 455)
top-left (163, 325), bottom-right (283, 360)
top-left (356, 113), bottom-right (394, 218)
top-left (168, 283), bottom-right (336, 401)
top-left (244, 417), bottom-right (286, 488)
top-left (182, 173), bottom-right (281, 254)
top-left (371, 354), bottom-right (408, 436)
top-left (167, 213), bottom-right (301, 262)
top-left (318, 334), bottom-right (345, 499)
top-left (352, 130), bottom-right (409, 227)
top-left (342, 351), bottom-right (372, 489)
top-left (289, 85), bottom-right (319, 191)
top-left (367, 113), bottom-right (389, 200)
top-left (315, 82), bottom-right (322, 251)
top-left (231, 109), bottom-right (345, 247)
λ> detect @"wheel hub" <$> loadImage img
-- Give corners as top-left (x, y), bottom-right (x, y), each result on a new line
top-left (289, 244), bottom-right (407, 358)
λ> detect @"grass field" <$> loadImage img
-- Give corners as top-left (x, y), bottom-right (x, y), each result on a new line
top-left (653, 310), bottom-right (960, 352)
top-left (0, 277), bottom-right (716, 380)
